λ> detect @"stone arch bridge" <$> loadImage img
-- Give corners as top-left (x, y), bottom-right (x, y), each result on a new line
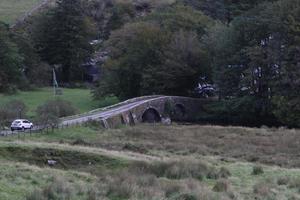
top-left (61, 96), bottom-right (208, 128)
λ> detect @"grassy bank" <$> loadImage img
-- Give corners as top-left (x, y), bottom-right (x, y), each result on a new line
top-left (1, 124), bottom-right (300, 199)
top-left (0, 0), bottom-right (42, 24)
top-left (0, 87), bottom-right (119, 117)
top-left (13, 124), bottom-right (300, 168)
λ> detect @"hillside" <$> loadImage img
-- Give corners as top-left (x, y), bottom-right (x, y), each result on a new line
top-left (1, 124), bottom-right (300, 199)
top-left (0, 0), bottom-right (44, 24)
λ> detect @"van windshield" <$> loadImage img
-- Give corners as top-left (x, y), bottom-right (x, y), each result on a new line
top-left (13, 120), bottom-right (21, 124)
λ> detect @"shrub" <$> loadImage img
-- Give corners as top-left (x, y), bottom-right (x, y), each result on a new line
top-left (26, 189), bottom-right (45, 200)
top-left (164, 160), bottom-right (210, 180)
top-left (26, 177), bottom-right (75, 200)
top-left (217, 167), bottom-right (231, 179)
top-left (106, 172), bottom-right (135, 199)
top-left (213, 179), bottom-right (230, 192)
top-left (85, 120), bottom-right (103, 130)
top-left (277, 176), bottom-right (290, 185)
top-left (87, 186), bottom-right (101, 200)
top-left (173, 193), bottom-right (197, 200)
top-left (37, 98), bottom-right (76, 118)
top-left (42, 177), bottom-right (75, 200)
top-left (288, 178), bottom-right (300, 189)
top-left (122, 143), bottom-right (148, 153)
top-left (164, 100), bottom-right (174, 117)
top-left (206, 170), bottom-right (219, 179)
top-left (252, 165), bottom-right (264, 175)
top-left (164, 182), bottom-right (182, 197)
top-left (161, 178), bottom-right (215, 200)
top-left (0, 100), bottom-right (27, 128)
top-left (72, 138), bottom-right (90, 146)
top-left (253, 182), bottom-right (271, 197)
top-left (131, 159), bottom-right (213, 180)
top-left (5, 99), bottom-right (27, 118)
top-left (36, 98), bottom-right (77, 128)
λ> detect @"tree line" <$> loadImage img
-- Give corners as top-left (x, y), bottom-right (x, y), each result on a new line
top-left (0, 0), bottom-right (299, 127)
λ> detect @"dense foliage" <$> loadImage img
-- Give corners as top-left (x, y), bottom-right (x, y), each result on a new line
top-left (0, 22), bottom-right (22, 93)
top-left (204, 0), bottom-right (300, 126)
top-left (32, 0), bottom-right (95, 83)
top-left (93, 5), bottom-right (213, 99)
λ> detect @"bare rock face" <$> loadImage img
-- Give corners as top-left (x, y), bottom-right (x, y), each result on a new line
top-left (162, 117), bottom-right (172, 125)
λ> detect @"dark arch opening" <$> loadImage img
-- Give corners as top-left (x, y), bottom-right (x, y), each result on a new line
top-left (142, 108), bottom-right (161, 123)
top-left (174, 104), bottom-right (186, 118)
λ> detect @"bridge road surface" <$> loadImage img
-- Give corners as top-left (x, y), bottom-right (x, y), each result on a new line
top-left (0, 96), bottom-right (165, 136)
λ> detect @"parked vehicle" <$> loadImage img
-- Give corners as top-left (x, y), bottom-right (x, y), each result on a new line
top-left (11, 119), bottom-right (33, 131)
top-left (193, 83), bottom-right (216, 98)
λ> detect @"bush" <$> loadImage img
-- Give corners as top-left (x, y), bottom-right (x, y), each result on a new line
top-left (131, 159), bottom-right (213, 180)
top-left (36, 98), bottom-right (77, 128)
top-left (84, 120), bottom-right (104, 131)
top-left (26, 189), bottom-right (45, 200)
top-left (164, 183), bottom-right (182, 198)
top-left (122, 143), bottom-right (148, 153)
top-left (277, 176), bottom-right (290, 185)
top-left (0, 100), bottom-right (27, 128)
top-left (26, 177), bottom-right (75, 200)
top-left (217, 167), bottom-right (231, 179)
top-left (5, 99), bottom-right (27, 118)
top-left (272, 96), bottom-right (300, 128)
top-left (213, 179), bottom-right (230, 192)
top-left (164, 100), bottom-right (174, 117)
top-left (288, 178), bottom-right (300, 189)
top-left (173, 193), bottom-right (197, 200)
top-left (197, 97), bottom-right (278, 127)
top-left (72, 138), bottom-right (90, 146)
top-left (87, 186), bottom-right (101, 200)
top-left (252, 165), bottom-right (264, 175)
top-left (106, 172), bottom-right (135, 199)
top-left (253, 182), bottom-right (271, 197)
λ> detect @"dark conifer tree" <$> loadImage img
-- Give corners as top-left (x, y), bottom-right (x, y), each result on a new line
top-left (0, 22), bottom-right (22, 92)
top-left (34, 0), bottom-right (94, 83)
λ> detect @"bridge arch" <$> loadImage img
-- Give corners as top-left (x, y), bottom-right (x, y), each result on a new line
top-left (142, 107), bottom-right (161, 123)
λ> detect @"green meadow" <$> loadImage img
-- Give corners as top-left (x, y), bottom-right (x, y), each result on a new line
top-left (0, 0), bottom-right (42, 24)
top-left (0, 88), bottom-right (119, 117)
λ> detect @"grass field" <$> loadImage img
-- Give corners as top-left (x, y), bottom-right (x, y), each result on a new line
top-left (0, 88), bottom-right (119, 117)
top-left (1, 124), bottom-right (300, 199)
top-left (0, 0), bottom-right (43, 24)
